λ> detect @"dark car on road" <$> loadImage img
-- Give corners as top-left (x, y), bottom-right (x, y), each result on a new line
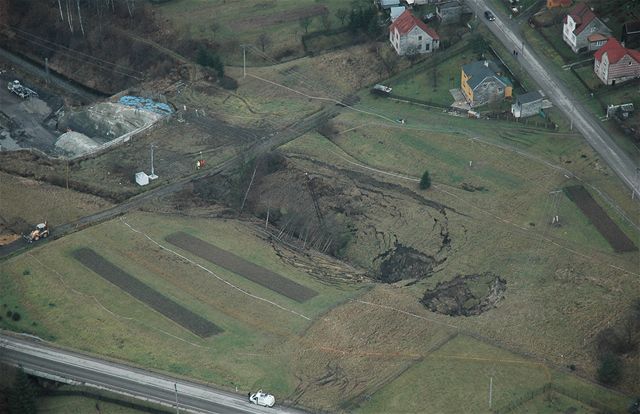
top-left (484, 10), bottom-right (496, 21)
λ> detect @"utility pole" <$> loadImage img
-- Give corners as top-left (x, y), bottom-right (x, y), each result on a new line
top-left (241, 45), bottom-right (247, 78)
top-left (44, 57), bottom-right (50, 85)
top-left (550, 190), bottom-right (562, 225)
top-left (149, 143), bottom-right (158, 180)
top-left (174, 383), bottom-right (179, 414)
top-left (489, 377), bottom-right (493, 409)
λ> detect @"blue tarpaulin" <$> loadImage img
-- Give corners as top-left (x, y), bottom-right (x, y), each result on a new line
top-left (118, 96), bottom-right (173, 115)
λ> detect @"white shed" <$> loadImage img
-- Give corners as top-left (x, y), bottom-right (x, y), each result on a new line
top-left (135, 171), bottom-right (150, 186)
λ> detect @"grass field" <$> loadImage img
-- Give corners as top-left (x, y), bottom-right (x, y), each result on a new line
top-left (154, 0), bottom-right (354, 64)
top-left (37, 395), bottom-right (154, 414)
top-left (356, 334), bottom-right (629, 413)
top-left (0, 212), bottom-right (367, 400)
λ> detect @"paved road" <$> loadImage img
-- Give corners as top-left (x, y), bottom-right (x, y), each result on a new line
top-left (0, 332), bottom-right (306, 414)
top-left (466, 0), bottom-right (640, 196)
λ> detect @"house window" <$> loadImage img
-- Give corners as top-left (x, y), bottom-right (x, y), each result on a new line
top-left (425, 43), bottom-right (430, 51)
top-left (418, 44), bottom-right (422, 50)
top-left (418, 36), bottom-right (422, 40)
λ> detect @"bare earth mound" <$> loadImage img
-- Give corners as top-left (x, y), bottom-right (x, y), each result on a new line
top-left (165, 232), bottom-right (318, 303)
top-left (421, 272), bottom-right (506, 316)
top-left (72, 248), bottom-right (222, 337)
top-left (564, 185), bottom-right (637, 252)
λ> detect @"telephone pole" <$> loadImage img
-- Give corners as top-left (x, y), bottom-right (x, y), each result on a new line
top-left (149, 143), bottom-right (158, 180)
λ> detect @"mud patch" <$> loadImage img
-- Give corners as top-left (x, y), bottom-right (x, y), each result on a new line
top-left (421, 272), bottom-right (506, 316)
top-left (374, 241), bottom-right (444, 283)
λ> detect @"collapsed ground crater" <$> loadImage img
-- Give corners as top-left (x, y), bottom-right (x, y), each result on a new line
top-left (421, 272), bottom-right (506, 316)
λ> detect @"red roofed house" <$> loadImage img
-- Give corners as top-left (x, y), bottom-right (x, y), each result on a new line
top-left (593, 38), bottom-right (640, 85)
top-left (562, 2), bottom-right (611, 53)
top-left (547, 0), bottom-right (571, 9)
top-left (389, 10), bottom-right (439, 56)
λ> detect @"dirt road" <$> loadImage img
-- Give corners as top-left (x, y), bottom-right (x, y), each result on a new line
top-left (465, 0), bottom-right (640, 197)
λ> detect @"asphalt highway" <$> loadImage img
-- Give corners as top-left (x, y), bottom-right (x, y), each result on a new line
top-left (0, 333), bottom-right (306, 414)
top-left (466, 0), bottom-right (640, 196)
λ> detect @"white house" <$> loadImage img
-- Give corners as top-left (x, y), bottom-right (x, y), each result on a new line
top-left (389, 10), bottom-right (440, 56)
top-left (562, 2), bottom-right (611, 53)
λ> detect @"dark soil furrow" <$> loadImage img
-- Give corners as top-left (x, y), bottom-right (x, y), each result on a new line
top-left (72, 248), bottom-right (222, 337)
top-left (165, 231), bottom-right (318, 302)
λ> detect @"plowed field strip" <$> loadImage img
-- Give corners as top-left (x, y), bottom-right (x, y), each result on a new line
top-left (165, 232), bottom-right (318, 303)
top-left (564, 186), bottom-right (637, 252)
top-left (72, 248), bottom-right (222, 338)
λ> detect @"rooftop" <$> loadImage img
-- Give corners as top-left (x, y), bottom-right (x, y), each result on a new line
top-left (389, 10), bottom-right (439, 39)
top-left (516, 91), bottom-right (543, 104)
top-left (462, 60), bottom-right (508, 90)
top-left (594, 37), bottom-right (640, 64)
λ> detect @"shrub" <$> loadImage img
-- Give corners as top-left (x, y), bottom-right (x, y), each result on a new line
top-left (597, 353), bottom-right (622, 385)
top-left (23, 269), bottom-right (30, 276)
top-left (6, 311), bottom-right (12, 318)
top-left (12, 312), bottom-right (21, 321)
top-left (219, 76), bottom-right (238, 90)
top-left (419, 170), bottom-right (431, 190)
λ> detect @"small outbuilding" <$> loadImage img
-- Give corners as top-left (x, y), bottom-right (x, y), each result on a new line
top-left (511, 91), bottom-right (544, 118)
top-left (135, 172), bottom-right (150, 186)
top-left (390, 6), bottom-right (406, 21)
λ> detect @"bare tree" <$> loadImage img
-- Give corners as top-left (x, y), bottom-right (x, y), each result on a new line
top-left (335, 8), bottom-right (348, 26)
top-left (57, 0), bottom-right (64, 21)
top-left (321, 13), bottom-right (332, 31)
top-left (299, 16), bottom-right (313, 34)
top-left (66, 0), bottom-right (74, 33)
top-left (256, 33), bottom-right (272, 52)
top-left (76, 0), bottom-right (85, 36)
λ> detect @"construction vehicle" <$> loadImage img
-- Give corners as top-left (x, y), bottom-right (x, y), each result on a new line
top-left (248, 390), bottom-right (275, 408)
top-left (8, 80), bottom-right (38, 99)
top-left (24, 222), bottom-right (49, 243)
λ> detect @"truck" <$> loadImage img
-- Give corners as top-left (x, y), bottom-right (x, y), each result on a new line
top-left (8, 80), bottom-right (38, 99)
top-left (371, 84), bottom-right (392, 96)
top-left (248, 390), bottom-right (275, 408)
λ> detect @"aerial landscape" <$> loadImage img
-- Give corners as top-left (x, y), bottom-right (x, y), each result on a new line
top-left (0, 0), bottom-right (639, 413)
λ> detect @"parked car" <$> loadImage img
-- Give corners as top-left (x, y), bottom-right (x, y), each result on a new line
top-left (249, 390), bottom-right (275, 408)
top-left (484, 10), bottom-right (496, 21)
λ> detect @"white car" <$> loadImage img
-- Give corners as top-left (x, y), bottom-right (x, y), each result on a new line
top-left (249, 390), bottom-right (275, 408)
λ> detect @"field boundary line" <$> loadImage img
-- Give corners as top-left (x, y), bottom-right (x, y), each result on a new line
top-left (352, 299), bottom-right (459, 330)
top-left (27, 253), bottom-right (207, 348)
top-left (120, 219), bottom-right (311, 321)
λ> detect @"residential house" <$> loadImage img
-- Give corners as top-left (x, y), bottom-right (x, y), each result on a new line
top-left (621, 21), bottom-right (640, 48)
top-left (436, 1), bottom-right (463, 25)
top-left (547, 0), bottom-right (571, 9)
top-left (379, 0), bottom-right (401, 10)
top-left (593, 38), bottom-right (640, 85)
top-left (405, 0), bottom-right (432, 6)
top-left (389, 10), bottom-right (440, 56)
top-left (562, 2), bottom-right (611, 53)
top-left (511, 91), bottom-right (543, 118)
top-left (461, 60), bottom-right (512, 107)
top-left (390, 6), bottom-right (406, 22)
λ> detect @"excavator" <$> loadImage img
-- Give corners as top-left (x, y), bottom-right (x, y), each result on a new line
top-left (24, 222), bottom-right (49, 243)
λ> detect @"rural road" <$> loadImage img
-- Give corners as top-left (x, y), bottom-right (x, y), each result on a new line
top-left (465, 0), bottom-right (640, 196)
top-left (0, 332), bottom-right (306, 414)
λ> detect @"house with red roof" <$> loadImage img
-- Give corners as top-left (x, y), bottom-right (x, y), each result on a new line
top-left (389, 10), bottom-right (439, 56)
top-left (562, 2), bottom-right (611, 53)
top-left (593, 38), bottom-right (640, 85)
top-left (547, 0), bottom-right (571, 9)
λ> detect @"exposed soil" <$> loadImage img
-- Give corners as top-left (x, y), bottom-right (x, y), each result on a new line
top-left (73, 248), bottom-right (222, 337)
top-left (421, 272), bottom-right (506, 316)
top-left (564, 185), bottom-right (637, 252)
top-left (165, 231), bottom-right (318, 302)
top-left (374, 241), bottom-right (444, 283)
